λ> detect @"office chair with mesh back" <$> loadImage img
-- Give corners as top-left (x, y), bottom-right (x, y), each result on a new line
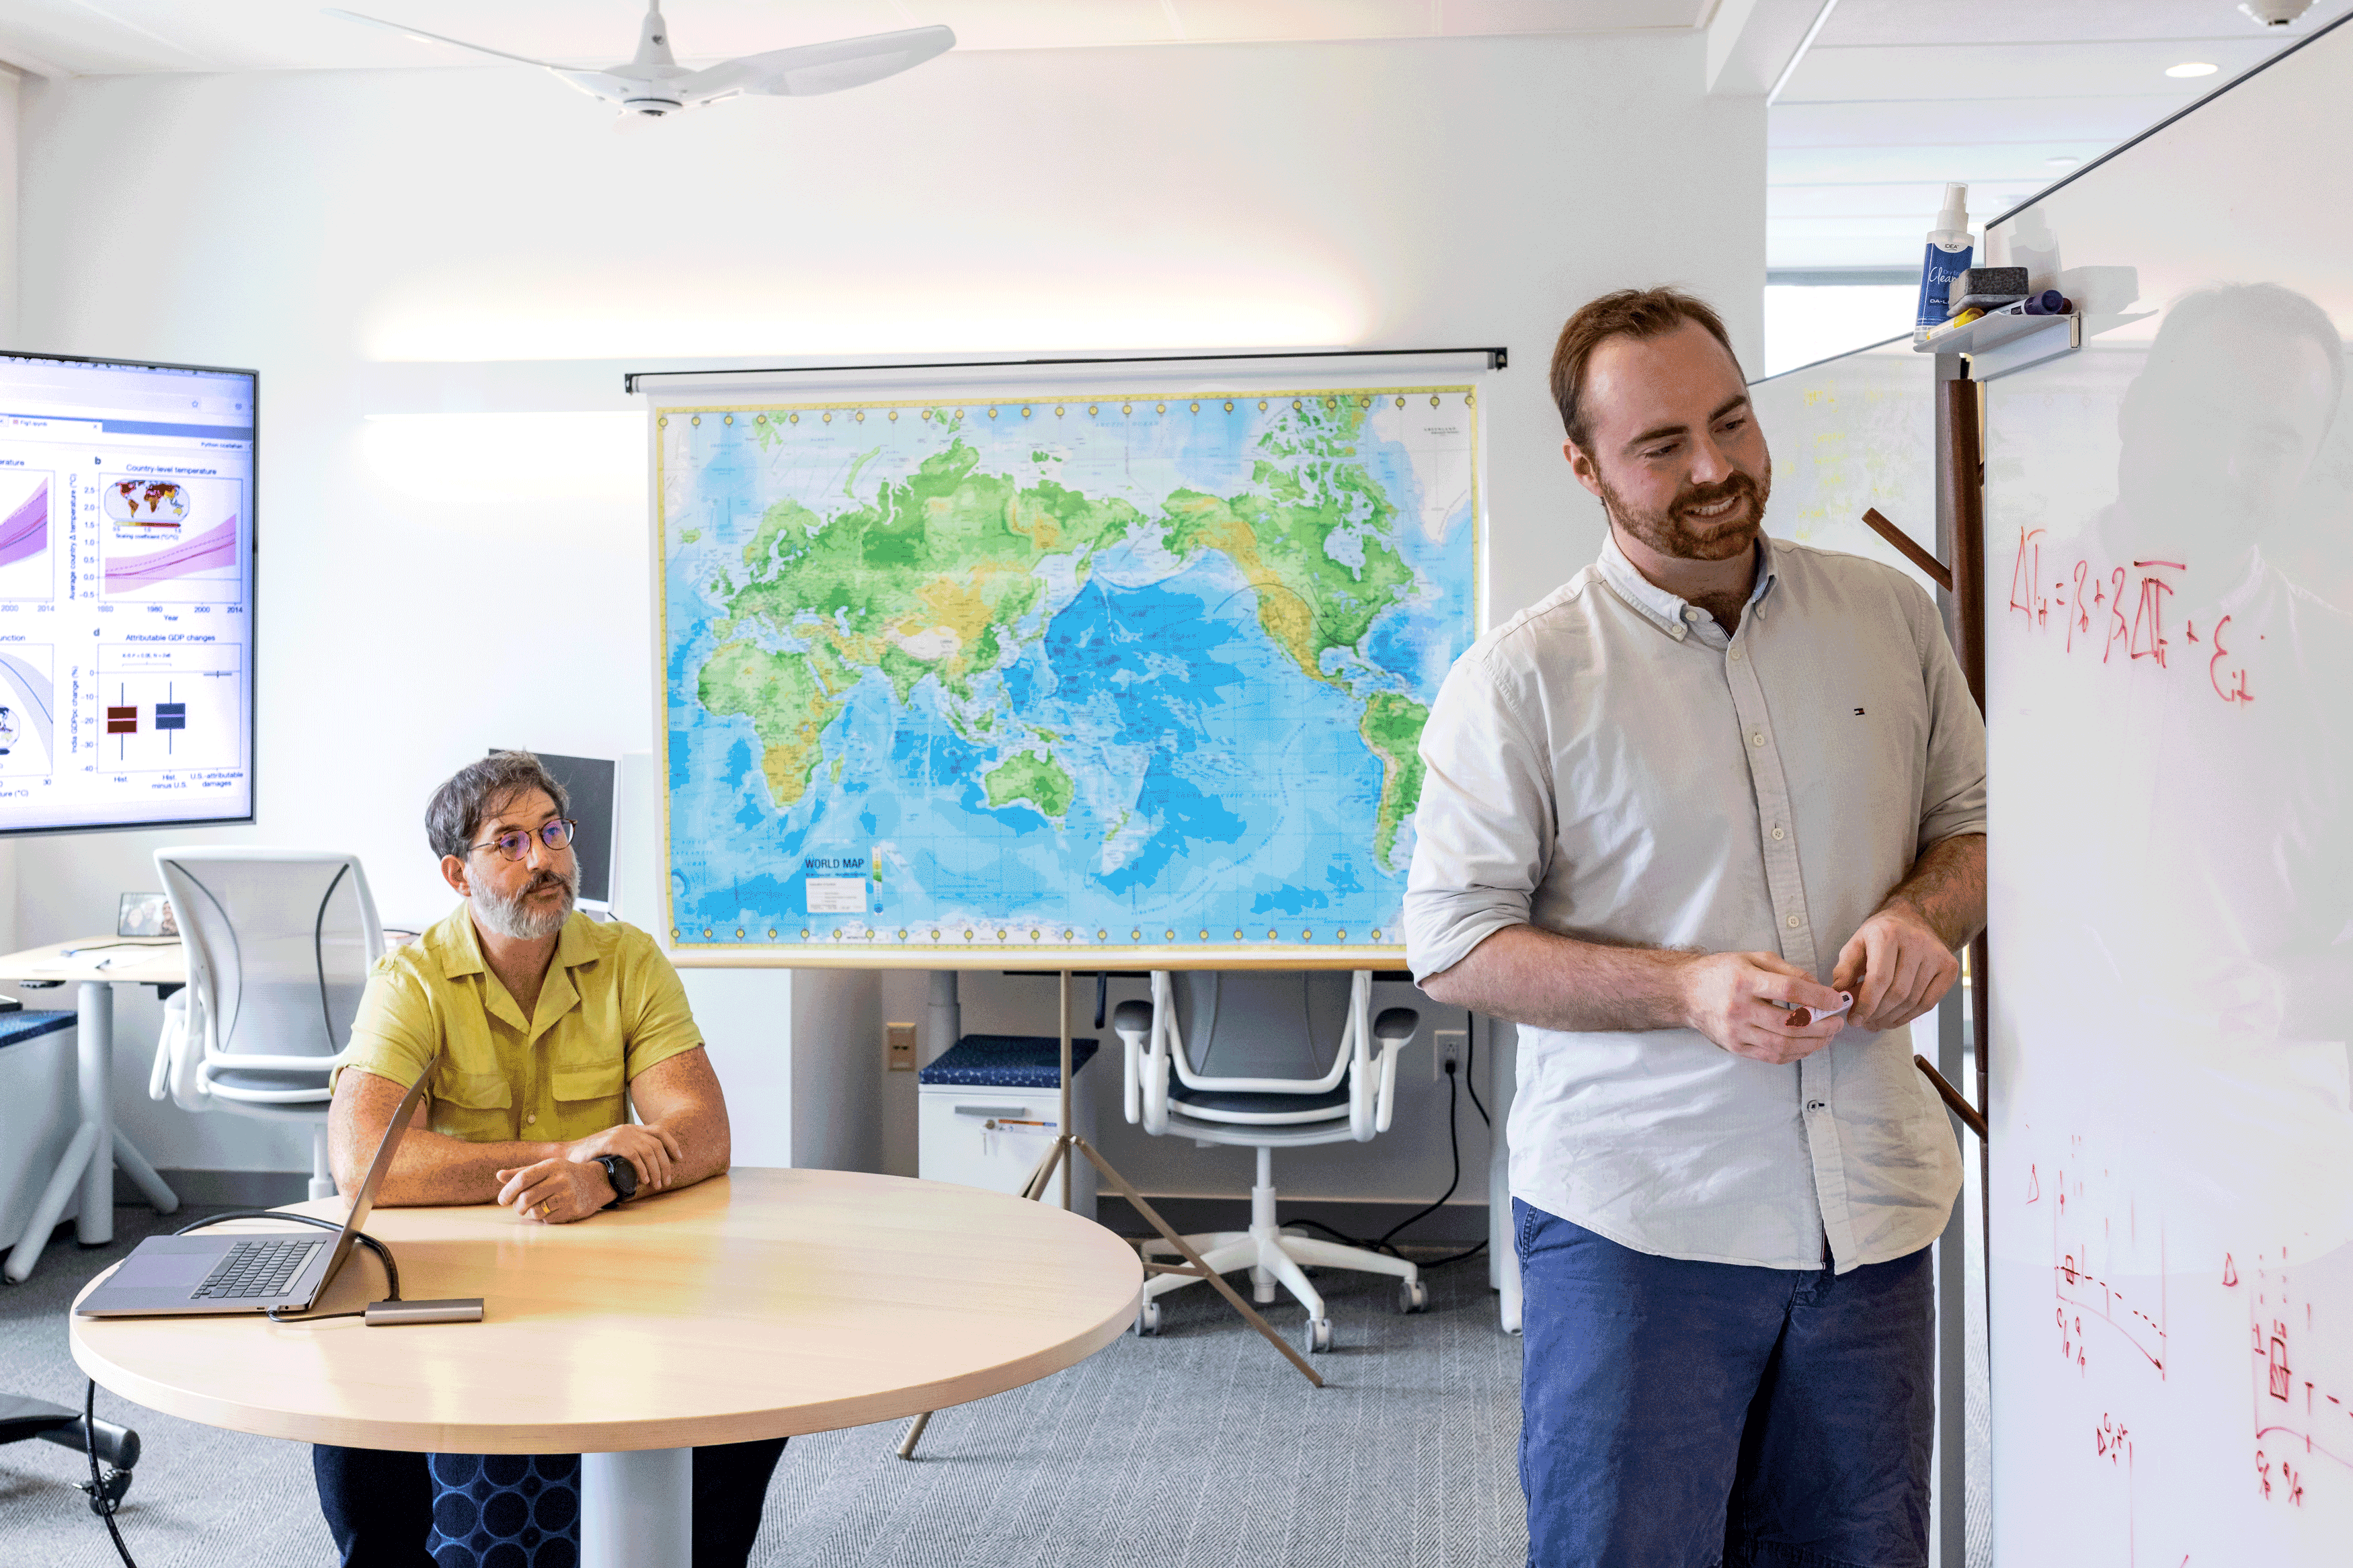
top-left (1113, 969), bottom-right (1424, 1354)
top-left (151, 849), bottom-right (386, 1201)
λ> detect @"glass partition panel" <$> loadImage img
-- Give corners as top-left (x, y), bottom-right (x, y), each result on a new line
top-left (1749, 337), bottom-right (1939, 594)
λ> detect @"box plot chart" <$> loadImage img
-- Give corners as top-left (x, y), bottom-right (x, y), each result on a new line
top-left (0, 645), bottom-right (56, 780)
top-left (94, 646), bottom-right (240, 772)
top-left (99, 476), bottom-right (242, 602)
top-left (0, 471), bottom-right (54, 602)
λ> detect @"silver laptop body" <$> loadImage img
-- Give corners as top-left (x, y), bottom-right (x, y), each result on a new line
top-left (77, 1066), bottom-right (431, 1318)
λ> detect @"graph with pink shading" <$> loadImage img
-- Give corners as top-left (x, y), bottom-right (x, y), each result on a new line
top-left (103, 514), bottom-right (237, 595)
top-left (0, 478), bottom-right (46, 571)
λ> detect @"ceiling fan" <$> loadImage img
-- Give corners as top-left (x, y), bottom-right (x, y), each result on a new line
top-left (326, 2), bottom-right (955, 118)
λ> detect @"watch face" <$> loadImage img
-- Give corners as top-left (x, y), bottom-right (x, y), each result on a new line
top-left (604, 1156), bottom-right (636, 1198)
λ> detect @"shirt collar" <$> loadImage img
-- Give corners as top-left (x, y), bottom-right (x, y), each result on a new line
top-left (1595, 529), bottom-right (1778, 641)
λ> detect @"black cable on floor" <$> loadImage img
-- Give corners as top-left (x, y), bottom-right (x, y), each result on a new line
top-left (1280, 1038), bottom-right (1490, 1271)
top-left (85, 1380), bottom-right (136, 1568)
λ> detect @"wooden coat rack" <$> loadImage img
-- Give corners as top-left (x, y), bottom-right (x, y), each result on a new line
top-left (1859, 374), bottom-right (1993, 1186)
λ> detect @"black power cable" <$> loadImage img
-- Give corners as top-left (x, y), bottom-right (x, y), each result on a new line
top-left (77, 1210), bottom-right (405, 1566)
top-left (1282, 1019), bottom-right (1491, 1270)
top-left (84, 1379), bottom-right (134, 1567)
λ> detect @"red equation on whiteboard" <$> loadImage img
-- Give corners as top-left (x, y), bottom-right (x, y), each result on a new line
top-left (2007, 528), bottom-right (2252, 706)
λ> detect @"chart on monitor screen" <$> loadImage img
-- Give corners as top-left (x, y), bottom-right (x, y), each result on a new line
top-left (0, 353), bottom-right (255, 833)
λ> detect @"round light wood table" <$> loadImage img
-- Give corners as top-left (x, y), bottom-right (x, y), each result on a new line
top-left (71, 1167), bottom-right (1143, 1566)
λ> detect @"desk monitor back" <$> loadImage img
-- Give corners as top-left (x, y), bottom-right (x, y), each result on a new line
top-left (492, 750), bottom-right (616, 914)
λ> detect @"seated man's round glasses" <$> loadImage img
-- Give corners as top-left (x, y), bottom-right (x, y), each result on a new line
top-left (471, 819), bottom-right (577, 862)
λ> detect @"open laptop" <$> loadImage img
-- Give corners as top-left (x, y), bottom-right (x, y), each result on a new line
top-left (77, 1065), bottom-right (431, 1318)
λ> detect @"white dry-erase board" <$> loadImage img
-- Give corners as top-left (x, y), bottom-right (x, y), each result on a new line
top-left (1981, 16), bottom-right (2353, 1561)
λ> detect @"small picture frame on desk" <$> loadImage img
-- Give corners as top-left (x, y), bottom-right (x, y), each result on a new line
top-left (118, 893), bottom-right (179, 940)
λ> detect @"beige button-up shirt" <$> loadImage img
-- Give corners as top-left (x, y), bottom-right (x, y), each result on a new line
top-left (1404, 533), bottom-right (1983, 1272)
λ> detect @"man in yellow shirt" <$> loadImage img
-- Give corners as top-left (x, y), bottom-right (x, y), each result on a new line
top-left (315, 751), bottom-right (781, 1568)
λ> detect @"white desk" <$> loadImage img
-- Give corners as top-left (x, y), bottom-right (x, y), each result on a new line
top-left (0, 937), bottom-right (182, 1282)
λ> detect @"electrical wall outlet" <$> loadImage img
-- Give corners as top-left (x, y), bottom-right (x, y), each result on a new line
top-left (1433, 1027), bottom-right (1466, 1082)
top-left (886, 1022), bottom-right (918, 1073)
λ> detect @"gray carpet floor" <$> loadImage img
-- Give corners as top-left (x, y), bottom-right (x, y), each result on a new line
top-left (1, 1205), bottom-right (1527, 1567)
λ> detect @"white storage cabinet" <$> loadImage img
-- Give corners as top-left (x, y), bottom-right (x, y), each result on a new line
top-left (917, 1034), bottom-right (1098, 1219)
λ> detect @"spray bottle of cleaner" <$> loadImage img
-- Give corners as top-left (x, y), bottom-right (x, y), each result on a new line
top-left (1912, 183), bottom-right (1973, 343)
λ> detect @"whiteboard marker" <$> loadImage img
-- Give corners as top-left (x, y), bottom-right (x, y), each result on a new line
top-left (1782, 993), bottom-right (1853, 1030)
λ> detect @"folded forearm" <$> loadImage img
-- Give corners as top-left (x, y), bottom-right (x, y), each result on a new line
top-left (1419, 923), bottom-right (1693, 1034)
top-left (661, 1104), bottom-right (731, 1189)
top-left (377, 1131), bottom-right (563, 1206)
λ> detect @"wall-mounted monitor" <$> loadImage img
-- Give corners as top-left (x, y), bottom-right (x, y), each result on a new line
top-left (0, 352), bottom-right (256, 835)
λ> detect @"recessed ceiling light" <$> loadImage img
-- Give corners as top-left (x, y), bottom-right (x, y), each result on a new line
top-left (2165, 61), bottom-right (2221, 78)
top-left (2046, 155), bottom-right (2079, 169)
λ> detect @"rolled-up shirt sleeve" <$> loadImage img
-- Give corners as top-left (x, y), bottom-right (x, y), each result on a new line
top-left (1404, 653), bottom-right (1556, 983)
top-left (1909, 585), bottom-right (1988, 851)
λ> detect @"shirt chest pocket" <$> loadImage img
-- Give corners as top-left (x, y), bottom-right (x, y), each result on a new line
top-left (430, 1070), bottom-right (515, 1143)
top-left (551, 1051), bottom-right (626, 1110)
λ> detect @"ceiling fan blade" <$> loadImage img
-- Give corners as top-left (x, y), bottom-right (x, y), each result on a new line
top-left (680, 24), bottom-right (955, 101)
top-left (323, 7), bottom-right (573, 71)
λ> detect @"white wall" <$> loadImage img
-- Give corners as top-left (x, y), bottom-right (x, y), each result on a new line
top-left (0, 65), bottom-right (19, 960)
top-left (7, 34), bottom-right (1763, 1178)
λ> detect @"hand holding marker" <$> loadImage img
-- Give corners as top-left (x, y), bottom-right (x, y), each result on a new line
top-left (1779, 991), bottom-right (1853, 1030)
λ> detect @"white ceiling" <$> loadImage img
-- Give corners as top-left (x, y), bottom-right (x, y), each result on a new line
top-left (0, 1), bottom-right (1709, 77)
top-left (1, 1), bottom-right (2340, 274)
top-left (1771, 0), bottom-right (2353, 271)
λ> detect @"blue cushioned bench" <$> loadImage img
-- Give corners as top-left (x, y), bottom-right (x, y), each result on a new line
top-left (916, 1034), bottom-right (1098, 1089)
top-left (0, 1010), bottom-right (74, 1048)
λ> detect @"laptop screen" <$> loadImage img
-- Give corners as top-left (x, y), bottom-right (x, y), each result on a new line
top-left (317, 1063), bottom-right (434, 1292)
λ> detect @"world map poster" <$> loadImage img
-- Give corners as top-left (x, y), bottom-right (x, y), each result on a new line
top-left (655, 374), bottom-right (1482, 963)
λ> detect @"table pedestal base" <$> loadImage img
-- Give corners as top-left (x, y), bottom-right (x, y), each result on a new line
top-left (582, 1448), bottom-right (691, 1568)
top-left (4, 981), bottom-right (178, 1284)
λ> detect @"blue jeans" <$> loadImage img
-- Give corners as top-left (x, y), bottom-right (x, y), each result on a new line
top-left (1513, 1200), bottom-right (1934, 1568)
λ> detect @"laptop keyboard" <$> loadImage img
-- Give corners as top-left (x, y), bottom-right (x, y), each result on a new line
top-left (192, 1237), bottom-right (325, 1301)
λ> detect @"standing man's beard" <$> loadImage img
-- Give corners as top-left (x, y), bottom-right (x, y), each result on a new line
top-left (472, 859), bottom-right (579, 940)
top-left (1596, 465), bottom-right (1771, 563)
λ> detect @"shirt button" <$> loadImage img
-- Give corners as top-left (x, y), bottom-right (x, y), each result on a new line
top-left (1771, 827), bottom-right (1786, 841)
top-left (1808, 1101), bottom-right (1827, 1112)
top-left (1786, 914), bottom-right (1803, 928)
top-left (524, 1113), bottom-right (536, 1126)
top-left (1728, 650), bottom-right (1743, 662)
top-left (1683, 607), bottom-right (1702, 622)
top-left (1751, 732), bottom-right (1765, 747)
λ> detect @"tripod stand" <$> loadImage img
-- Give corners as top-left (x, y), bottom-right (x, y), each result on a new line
top-left (895, 969), bottom-right (1321, 1461)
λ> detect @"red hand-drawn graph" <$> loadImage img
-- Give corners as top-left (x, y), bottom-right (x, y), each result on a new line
top-left (2040, 1143), bottom-right (2169, 1377)
top-left (2235, 1247), bottom-right (2353, 1493)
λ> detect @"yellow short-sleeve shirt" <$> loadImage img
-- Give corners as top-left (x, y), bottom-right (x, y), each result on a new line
top-left (335, 905), bottom-right (704, 1145)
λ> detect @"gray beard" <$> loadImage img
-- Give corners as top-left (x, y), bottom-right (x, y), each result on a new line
top-left (471, 860), bottom-right (577, 941)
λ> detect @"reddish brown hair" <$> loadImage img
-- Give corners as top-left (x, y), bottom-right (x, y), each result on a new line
top-left (1548, 288), bottom-right (1741, 450)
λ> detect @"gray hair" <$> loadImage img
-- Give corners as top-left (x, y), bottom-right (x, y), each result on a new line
top-left (426, 751), bottom-right (570, 860)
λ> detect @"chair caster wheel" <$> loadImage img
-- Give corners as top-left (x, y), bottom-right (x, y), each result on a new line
top-left (1134, 1299), bottom-right (1161, 1337)
top-left (1398, 1278), bottom-right (1429, 1314)
top-left (1306, 1317), bottom-right (1332, 1354)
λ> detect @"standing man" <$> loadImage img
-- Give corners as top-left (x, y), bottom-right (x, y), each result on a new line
top-left (1405, 289), bottom-right (1983, 1567)
top-left (318, 751), bottom-right (783, 1568)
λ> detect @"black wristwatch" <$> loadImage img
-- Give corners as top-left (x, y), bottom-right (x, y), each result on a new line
top-left (594, 1154), bottom-right (638, 1209)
